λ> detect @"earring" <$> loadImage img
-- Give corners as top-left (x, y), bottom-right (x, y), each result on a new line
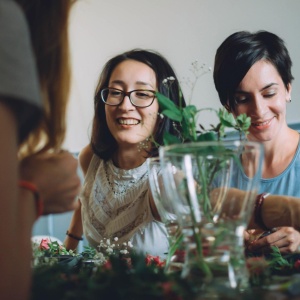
top-left (158, 112), bottom-right (164, 119)
top-left (287, 98), bottom-right (292, 103)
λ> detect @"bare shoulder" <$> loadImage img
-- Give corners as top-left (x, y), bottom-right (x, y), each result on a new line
top-left (78, 145), bottom-right (94, 175)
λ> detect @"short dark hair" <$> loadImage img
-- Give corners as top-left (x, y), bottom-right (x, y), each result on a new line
top-left (91, 49), bottom-right (185, 160)
top-left (213, 30), bottom-right (294, 111)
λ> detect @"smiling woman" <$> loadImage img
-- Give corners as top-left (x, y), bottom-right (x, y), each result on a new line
top-left (64, 49), bottom-right (186, 256)
top-left (214, 30), bottom-right (300, 255)
top-left (103, 59), bottom-right (159, 155)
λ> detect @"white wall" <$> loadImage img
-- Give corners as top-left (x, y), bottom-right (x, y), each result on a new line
top-left (64, 0), bottom-right (300, 152)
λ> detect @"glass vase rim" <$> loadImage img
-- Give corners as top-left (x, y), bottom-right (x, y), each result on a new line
top-left (161, 140), bottom-right (262, 151)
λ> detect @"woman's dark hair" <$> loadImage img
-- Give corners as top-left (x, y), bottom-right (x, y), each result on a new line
top-left (91, 49), bottom-right (186, 160)
top-left (213, 30), bottom-right (294, 111)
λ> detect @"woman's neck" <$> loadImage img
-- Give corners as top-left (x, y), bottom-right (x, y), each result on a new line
top-left (259, 129), bottom-right (299, 178)
top-left (112, 148), bottom-right (148, 170)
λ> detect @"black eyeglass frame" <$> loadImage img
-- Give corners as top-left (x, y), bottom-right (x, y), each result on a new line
top-left (100, 87), bottom-right (157, 108)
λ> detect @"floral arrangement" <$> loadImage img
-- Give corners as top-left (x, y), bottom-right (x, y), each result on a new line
top-left (32, 237), bottom-right (134, 268)
top-left (32, 238), bottom-right (77, 267)
top-left (154, 64), bottom-right (253, 282)
top-left (31, 239), bottom-right (300, 299)
top-left (31, 238), bottom-right (192, 300)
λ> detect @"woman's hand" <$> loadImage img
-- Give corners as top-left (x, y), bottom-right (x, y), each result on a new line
top-left (20, 151), bottom-right (81, 215)
top-left (246, 227), bottom-right (300, 254)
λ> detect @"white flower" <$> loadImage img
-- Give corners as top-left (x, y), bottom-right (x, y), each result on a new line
top-left (93, 252), bottom-right (107, 266)
top-left (114, 237), bottom-right (119, 242)
top-left (106, 247), bottom-right (113, 254)
top-left (120, 249), bottom-right (129, 254)
top-left (127, 241), bottom-right (133, 248)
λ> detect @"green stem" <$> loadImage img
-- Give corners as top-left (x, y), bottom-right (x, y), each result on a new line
top-left (196, 157), bottom-right (212, 220)
top-left (166, 230), bottom-right (184, 268)
top-left (185, 180), bottom-right (212, 280)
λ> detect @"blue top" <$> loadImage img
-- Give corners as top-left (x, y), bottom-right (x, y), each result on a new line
top-left (259, 137), bottom-right (300, 197)
top-left (234, 136), bottom-right (300, 197)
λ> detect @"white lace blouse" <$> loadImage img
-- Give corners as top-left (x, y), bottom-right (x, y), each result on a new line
top-left (80, 155), bottom-right (169, 258)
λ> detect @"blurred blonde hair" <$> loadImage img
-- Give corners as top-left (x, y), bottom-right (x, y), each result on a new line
top-left (16, 0), bottom-right (73, 157)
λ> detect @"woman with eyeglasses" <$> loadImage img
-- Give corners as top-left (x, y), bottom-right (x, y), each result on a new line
top-left (65, 49), bottom-right (185, 257)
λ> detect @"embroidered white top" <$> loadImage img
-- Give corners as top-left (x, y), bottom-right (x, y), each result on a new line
top-left (80, 155), bottom-right (169, 257)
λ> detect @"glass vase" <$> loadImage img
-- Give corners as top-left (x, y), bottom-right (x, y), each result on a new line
top-left (147, 157), bottom-right (184, 273)
top-left (159, 140), bottom-right (263, 291)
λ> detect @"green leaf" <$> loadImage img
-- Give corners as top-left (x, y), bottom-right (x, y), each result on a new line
top-left (182, 105), bottom-right (197, 118)
top-left (218, 109), bottom-right (236, 128)
top-left (197, 132), bottom-right (217, 142)
top-left (156, 92), bottom-right (182, 122)
top-left (163, 132), bottom-right (182, 145)
top-left (236, 114), bottom-right (251, 131)
top-left (161, 109), bottom-right (182, 122)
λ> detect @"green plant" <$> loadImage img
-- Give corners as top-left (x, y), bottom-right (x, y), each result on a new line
top-left (156, 91), bottom-right (250, 145)
top-left (31, 240), bottom-right (300, 299)
top-left (155, 73), bottom-right (252, 284)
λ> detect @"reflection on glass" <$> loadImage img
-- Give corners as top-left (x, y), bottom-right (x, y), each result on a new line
top-left (147, 157), bottom-right (183, 272)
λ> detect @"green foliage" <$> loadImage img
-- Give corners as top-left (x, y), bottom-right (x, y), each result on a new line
top-left (156, 87), bottom-right (252, 281)
top-left (157, 92), bottom-right (182, 122)
top-left (268, 246), bottom-right (292, 270)
top-left (31, 253), bottom-right (196, 300)
top-left (30, 241), bottom-right (300, 299)
top-left (81, 246), bottom-right (97, 259)
top-left (156, 91), bottom-right (251, 144)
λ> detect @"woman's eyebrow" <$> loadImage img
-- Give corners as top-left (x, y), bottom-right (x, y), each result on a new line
top-left (110, 80), bottom-right (124, 85)
top-left (135, 81), bottom-right (154, 88)
top-left (110, 80), bottom-right (153, 87)
top-left (259, 83), bottom-right (278, 92)
top-left (235, 83), bottom-right (278, 94)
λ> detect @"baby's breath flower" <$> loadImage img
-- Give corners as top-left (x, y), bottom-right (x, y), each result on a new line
top-left (106, 247), bottom-right (113, 254)
top-left (162, 76), bottom-right (176, 88)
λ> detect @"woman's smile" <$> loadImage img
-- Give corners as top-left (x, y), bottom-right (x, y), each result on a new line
top-left (251, 116), bottom-right (275, 130)
top-left (117, 118), bottom-right (140, 126)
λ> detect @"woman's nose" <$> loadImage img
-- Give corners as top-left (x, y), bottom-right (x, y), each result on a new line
top-left (118, 95), bottom-right (135, 110)
top-left (250, 95), bottom-right (266, 117)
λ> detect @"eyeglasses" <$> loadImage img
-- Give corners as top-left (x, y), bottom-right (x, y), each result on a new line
top-left (100, 87), bottom-right (156, 108)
